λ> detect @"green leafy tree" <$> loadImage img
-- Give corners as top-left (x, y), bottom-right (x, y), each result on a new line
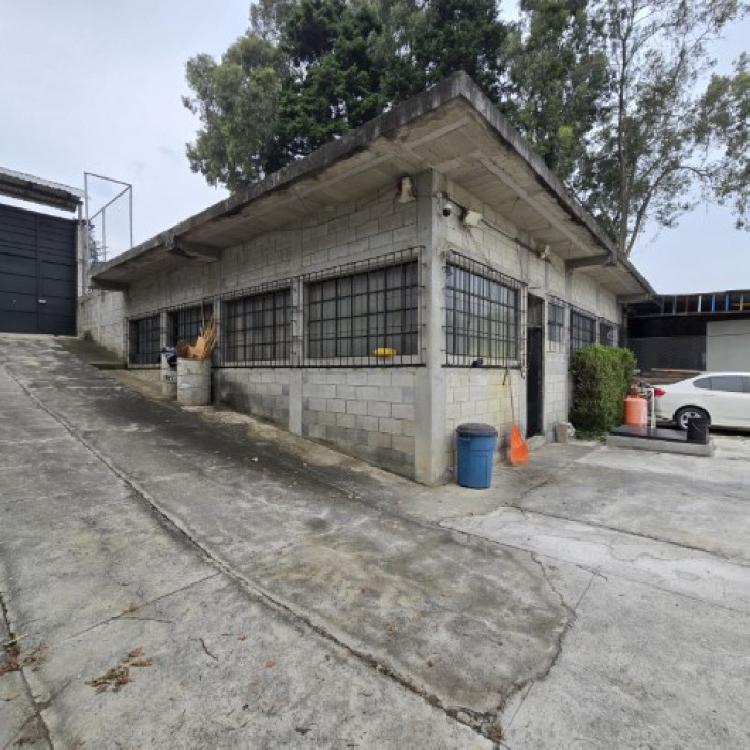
top-left (576, 0), bottom-right (748, 256)
top-left (182, 0), bottom-right (749, 250)
top-left (695, 53), bottom-right (750, 229)
top-left (381, 0), bottom-right (510, 102)
top-left (273, 0), bottom-right (388, 161)
top-left (505, 0), bottom-right (609, 182)
top-left (183, 33), bottom-right (285, 189)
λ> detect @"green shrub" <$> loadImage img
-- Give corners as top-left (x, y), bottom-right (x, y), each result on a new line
top-left (569, 345), bottom-right (636, 432)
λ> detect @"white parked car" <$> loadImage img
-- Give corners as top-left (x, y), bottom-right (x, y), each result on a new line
top-left (653, 372), bottom-right (750, 430)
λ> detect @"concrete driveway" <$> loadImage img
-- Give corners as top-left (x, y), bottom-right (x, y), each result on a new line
top-left (1, 335), bottom-right (748, 749)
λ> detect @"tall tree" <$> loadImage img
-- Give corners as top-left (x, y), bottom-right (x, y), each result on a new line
top-left (506, 0), bottom-right (609, 183)
top-left (577, 0), bottom-right (748, 256)
top-left (382, 0), bottom-right (510, 102)
top-left (273, 0), bottom-right (388, 162)
top-left (695, 53), bottom-right (750, 229)
top-left (183, 30), bottom-right (285, 189)
top-left (182, 0), bottom-right (749, 252)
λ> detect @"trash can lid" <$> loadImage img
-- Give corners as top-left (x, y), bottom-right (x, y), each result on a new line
top-left (456, 422), bottom-right (498, 437)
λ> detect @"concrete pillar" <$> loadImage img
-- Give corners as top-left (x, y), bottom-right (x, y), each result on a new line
top-left (414, 170), bottom-right (448, 485)
top-left (288, 272), bottom-right (305, 434)
top-left (159, 310), bottom-right (169, 351)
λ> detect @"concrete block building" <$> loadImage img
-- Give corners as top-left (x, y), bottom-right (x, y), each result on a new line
top-left (80, 73), bottom-right (653, 484)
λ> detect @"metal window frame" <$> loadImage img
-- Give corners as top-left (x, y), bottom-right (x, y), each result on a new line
top-left (302, 247), bottom-right (423, 368)
top-left (570, 308), bottom-right (597, 352)
top-left (126, 312), bottom-right (161, 367)
top-left (598, 319), bottom-right (617, 346)
top-left (218, 278), bottom-right (294, 367)
top-left (444, 250), bottom-right (524, 368)
top-left (547, 296), bottom-right (566, 351)
top-left (167, 299), bottom-right (216, 347)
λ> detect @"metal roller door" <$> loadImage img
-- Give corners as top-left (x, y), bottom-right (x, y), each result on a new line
top-left (0, 203), bottom-right (77, 334)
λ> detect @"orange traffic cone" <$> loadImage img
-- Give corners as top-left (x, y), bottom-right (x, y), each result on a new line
top-left (508, 423), bottom-right (529, 466)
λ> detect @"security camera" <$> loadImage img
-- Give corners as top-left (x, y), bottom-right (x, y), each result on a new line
top-left (442, 205), bottom-right (452, 217)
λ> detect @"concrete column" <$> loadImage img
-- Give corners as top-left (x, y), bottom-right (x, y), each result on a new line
top-left (414, 170), bottom-right (448, 485)
top-left (159, 310), bottom-right (168, 351)
top-left (288, 276), bottom-right (304, 434)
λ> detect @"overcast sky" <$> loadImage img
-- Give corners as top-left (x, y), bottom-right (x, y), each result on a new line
top-left (1, 0), bottom-right (747, 293)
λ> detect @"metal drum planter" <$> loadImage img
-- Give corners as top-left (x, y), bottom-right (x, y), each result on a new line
top-left (176, 358), bottom-right (211, 406)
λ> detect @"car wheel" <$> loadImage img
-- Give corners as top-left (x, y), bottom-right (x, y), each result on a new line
top-left (674, 406), bottom-right (709, 431)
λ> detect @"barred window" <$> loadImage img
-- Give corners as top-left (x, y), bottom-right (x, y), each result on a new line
top-left (128, 314), bottom-right (160, 366)
top-left (570, 310), bottom-right (596, 352)
top-left (547, 301), bottom-right (565, 344)
top-left (445, 259), bottom-right (520, 366)
top-left (305, 260), bottom-right (419, 361)
top-left (599, 321), bottom-right (616, 346)
top-left (169, 303), bottom-right (213, 346)
top-left (222, 288), bottom-right (291, 364)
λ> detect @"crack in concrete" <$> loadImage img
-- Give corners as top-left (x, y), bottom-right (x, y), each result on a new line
top-left (5, 366), bottom-right (503, 745)
top-left (0, 590), bottom-right (53, 750)
top-left (61, 572), bottom-right (220, 644)
top-left (440, 519), bottom-right (750, 616)
top-left (502, 566), bottom-right (597, 736)
top-left (511, 504), bottom-right (746, 568)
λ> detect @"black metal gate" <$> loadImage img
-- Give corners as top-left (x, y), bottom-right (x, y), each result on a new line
top-left (0, 203), bottom-right (77, 334)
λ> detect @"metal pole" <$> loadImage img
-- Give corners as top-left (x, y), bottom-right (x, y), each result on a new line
top-left (84, 171), bottom-right (89, 261)
top-left (102, 209), bottom-right (107, 263)
top-left (129, 186), bottom-right (133, 248)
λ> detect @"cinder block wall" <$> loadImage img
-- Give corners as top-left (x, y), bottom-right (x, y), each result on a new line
top-left (216, 368), bottom-right (291, 426)
top-left (78, 288), bottom-right (126, 358)
top-left (444, 369), bottom-right (524, 471)
top-left (81, 181), bottom-right (423, 478)
top-left (300, 368), bottom-right (416, 476)
top-left (438, 177), bottom-right (622, 462)
top-left (79, 172), bottom-right (626, 483)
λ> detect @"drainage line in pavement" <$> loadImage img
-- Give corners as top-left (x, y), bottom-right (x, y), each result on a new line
top-left (6, 367), bottom-right (505, 745)
top-left (0, 589), bottom-right (53, 749)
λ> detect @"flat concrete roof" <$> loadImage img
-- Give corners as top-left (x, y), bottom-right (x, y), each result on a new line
top-left (0, 167), bottom-right (83, 212)
top-left (92, 71), bottom-right (654, 297)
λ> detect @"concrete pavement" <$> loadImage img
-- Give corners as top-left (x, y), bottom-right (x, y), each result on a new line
top-left (1, 334), bottom-right (749, 749)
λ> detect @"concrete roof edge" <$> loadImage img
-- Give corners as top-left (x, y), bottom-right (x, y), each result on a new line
top-left (449, 75), bottom-right (655, 297)
top-left (93, 73), bottom-right (472, 277)
top-left (92, 71), bottom-right (654, 296)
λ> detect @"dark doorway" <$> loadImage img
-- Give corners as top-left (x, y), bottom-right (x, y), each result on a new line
top-left (526, 295), bottom-right (544, 437)
top-left (0, 203), bottom-right (77, 335)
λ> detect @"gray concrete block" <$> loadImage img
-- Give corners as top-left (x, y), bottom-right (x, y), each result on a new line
top-left (367, 401), bottom-right (391, 418)
top-left (392, 403), bottom-right (415, 421)
top-left (378, 417), bottom-right (403, 435)
top-left (346, 400), bottom-right (368, 415)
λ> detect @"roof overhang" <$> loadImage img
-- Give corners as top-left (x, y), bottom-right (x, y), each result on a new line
top-left (0, 167), bottom-right (83, 212)
top-left (92, 71), bottom-right (654, 298)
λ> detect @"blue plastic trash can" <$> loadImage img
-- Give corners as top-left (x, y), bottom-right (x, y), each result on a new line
top-left (456, 423), bottom-right (498, 489)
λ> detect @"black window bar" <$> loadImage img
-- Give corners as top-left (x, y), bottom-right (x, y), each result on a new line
top-left (444, 251), bottom-right (522, 367)
top-left (128, 314), bottom-right (161, 366)
top-left (599, 320), bottom-right (616, 346)
top-left (570, 309), bottom-right (596, 352)
top-left (547, 298), bottom-right (566, 351)
top-left (221, 285), bottom-right (292, 366)
top-left (303, 247), bottom-right (422, 367)
top-left (168, 301), bottom-right (214, 347)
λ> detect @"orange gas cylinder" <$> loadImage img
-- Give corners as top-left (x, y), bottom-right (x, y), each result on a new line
top-left (624, 395), bottom-right (648, 427)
